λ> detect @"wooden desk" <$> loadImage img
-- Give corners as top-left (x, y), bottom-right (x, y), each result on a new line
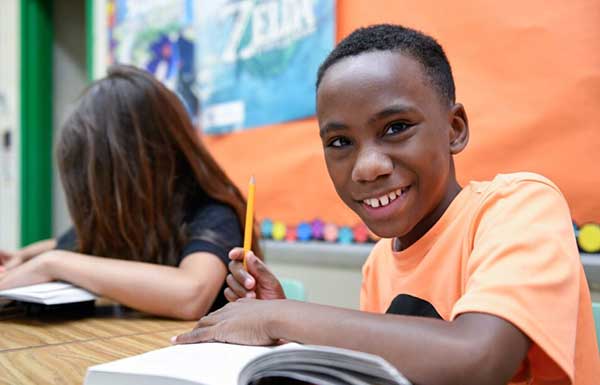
top-left (0, 300), bottom-right (194, 385)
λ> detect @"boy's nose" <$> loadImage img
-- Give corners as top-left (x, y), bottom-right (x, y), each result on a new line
top-left (351, 148), bottom-right (393, 183)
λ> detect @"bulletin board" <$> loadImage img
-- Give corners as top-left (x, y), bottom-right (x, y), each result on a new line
top-left (91, 0), bottom-right (600, 229)
top-left (102, 0), bottom-right (335, 131)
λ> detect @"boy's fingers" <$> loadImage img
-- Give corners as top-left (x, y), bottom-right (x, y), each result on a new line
top-left (224, 287), bottom-right (240, 302)
top-left (224, 287), bottom-right (255, 302)
top-left (226, 274), bottom-right (249, 298)
top-left (247, 253), bottom-right (276, 284)
top-left (229, 259), bottom-right (255, 290)
top-left (228, 247), bottom-right (245, 261)
top-left (171, 327), bottom-right (214, 345)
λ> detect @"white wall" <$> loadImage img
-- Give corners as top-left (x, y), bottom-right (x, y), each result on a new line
top-left (263, 241), bottom-right (371, 309)
top-left (0, 0), bottom-right (21, 250)
top-left (52, 0), bottom-right (87, 237)
top-left (93, 0), bottom-right (109, 79)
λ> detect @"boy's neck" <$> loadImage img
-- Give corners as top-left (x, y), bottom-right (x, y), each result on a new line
top-left (395, 179), bottom-right (462, 251)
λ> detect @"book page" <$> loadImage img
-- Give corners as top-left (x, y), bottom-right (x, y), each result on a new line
top-left (241, 343), bottom-right (411, 385)
top-left (85, 343), bottom-right (272, 385)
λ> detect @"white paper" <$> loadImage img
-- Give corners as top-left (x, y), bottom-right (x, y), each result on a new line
top-left (0, 282), bottom-right (97, 304)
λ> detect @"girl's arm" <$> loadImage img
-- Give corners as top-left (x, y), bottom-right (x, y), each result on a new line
top-left (0, 250), bottom-right (226, 320)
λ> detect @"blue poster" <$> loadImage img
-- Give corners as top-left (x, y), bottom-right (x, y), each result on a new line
top-left (108, 0), bottom-right (199, 121)
top-left (195, 0), bottom-right (336, 134)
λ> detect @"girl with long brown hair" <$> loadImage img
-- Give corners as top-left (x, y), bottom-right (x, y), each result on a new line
top-left (0, 65), bottom-right (261, 320)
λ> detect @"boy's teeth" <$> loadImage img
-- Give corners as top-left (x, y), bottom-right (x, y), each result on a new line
top-left (379, 195), bottom-right (389, 206)
top-left (364, 188), bottom-right (408, 208)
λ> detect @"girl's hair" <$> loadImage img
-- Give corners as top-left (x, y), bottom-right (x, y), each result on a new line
top-left (57, 64), bottom-right (262, 265)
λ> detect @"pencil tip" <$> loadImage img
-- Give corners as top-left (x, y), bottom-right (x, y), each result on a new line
top-left (249, 175), bottom-right (255, 184)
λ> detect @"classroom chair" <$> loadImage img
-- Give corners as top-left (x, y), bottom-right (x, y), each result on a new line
top-left (281, 278), bottom-right (306, 301)
top-left (593, 302), bottom-right (600, 351)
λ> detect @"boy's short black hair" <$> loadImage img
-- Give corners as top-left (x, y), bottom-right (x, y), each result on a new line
top-left (316, 24), bottom-right (456, 105)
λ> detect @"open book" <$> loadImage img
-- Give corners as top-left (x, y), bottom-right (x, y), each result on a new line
top-left (84, 342), bottom-right (411, 385)
top-left (0, 282), bottom-right (97, 305)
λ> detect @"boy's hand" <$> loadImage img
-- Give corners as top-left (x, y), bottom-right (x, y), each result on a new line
top-left (225, 247), bottom-right (285, 302)
top-left (172, 298), bottom-right (281, 346)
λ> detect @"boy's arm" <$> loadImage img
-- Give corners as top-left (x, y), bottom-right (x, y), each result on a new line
top-left (176, 298), bottom-right (529, 385)
top-left (278, 301), bottom-right (529, 385)
top-left (175, 248), bottom-right (529, 385)
top-left (0, 250), bottom-right (227, 320)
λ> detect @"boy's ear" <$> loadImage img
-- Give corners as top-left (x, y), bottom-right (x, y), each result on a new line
top-left (448, 103), bottom-right (469, 154)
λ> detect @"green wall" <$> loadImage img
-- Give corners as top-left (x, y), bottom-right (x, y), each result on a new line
top-left (20, 0), bottom-right (53, 246)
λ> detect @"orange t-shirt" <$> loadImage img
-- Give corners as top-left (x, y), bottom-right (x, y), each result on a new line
top-left (360, 173), bottom-right (599, 384)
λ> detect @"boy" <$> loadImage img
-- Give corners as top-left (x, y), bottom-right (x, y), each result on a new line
top-left (174, 25), bottom-right (599, 384)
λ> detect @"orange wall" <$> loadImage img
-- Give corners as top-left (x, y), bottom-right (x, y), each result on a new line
top-left (204, 0), bottom-right (600, 226)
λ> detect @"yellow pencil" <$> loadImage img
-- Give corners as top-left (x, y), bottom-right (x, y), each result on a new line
top-left (243, 176), bottom-right (255, 271)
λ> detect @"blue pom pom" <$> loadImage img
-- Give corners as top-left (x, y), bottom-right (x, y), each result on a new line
top-left (338, 226), bottom-right (354, 244)
top-left (297, 222), bottom-right (312, 241)
top-left (261, 219), bottom-right (273, 239)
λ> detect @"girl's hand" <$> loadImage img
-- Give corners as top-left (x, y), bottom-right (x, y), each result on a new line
top-left (0, 250), bottom-right (34, 270)
top-left (172, 298), bottom-right (284, 346)
top-left (0, 249), bottom-right (19, 269)
top-left (0, 251), bottom-right (58, 290)
top-left (0, 239), bottom-right (57, 271)
top-left (225, 248), bottom-right (285, 302)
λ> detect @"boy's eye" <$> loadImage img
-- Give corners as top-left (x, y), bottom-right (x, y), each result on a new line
top-left (328, 137), bottom-right (352, 148)
top-left (384, 122), bottom-right (412, 136)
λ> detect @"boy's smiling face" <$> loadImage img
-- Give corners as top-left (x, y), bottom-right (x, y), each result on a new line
top-left (317, 50), bottom-right (468, 243)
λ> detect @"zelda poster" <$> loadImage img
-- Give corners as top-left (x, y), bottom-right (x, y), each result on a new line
top-left (108, 0), bottom-right (199, 121)
top-left (195, 0), bottom-right (336, 134)
top-left (107, 0), bottom-right (335, 133)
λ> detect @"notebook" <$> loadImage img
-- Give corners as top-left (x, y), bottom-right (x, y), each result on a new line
top-left (84, 342), bottom-right (412, 385)
top-left (0, 282), bottom-right (97, 305)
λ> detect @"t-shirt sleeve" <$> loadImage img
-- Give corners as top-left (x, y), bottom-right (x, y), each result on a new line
top-left (55, 227), bottom-right (77, 251)
top-left (179, 203), bottom-right (243, 267)
top-left (450, 177), bottom-right (580, 383)
top-left (360, 239), bottom-right (387, 313)
top-left (360, 254), bottom-right (373, 312)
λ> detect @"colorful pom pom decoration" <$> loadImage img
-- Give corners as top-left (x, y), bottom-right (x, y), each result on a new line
top-left (261, 219), bottom-right (273, 239)
top-left (578, 223), bottom-right (600, 253)
top-left (323, 223), bottom-right (339, 242)
top-left (351, 224), bottom-right (367, 243)
top-left (272, 221), bottom-right (287, 241)
top-left (338, 226), bottom-right (354, 244)
top-left (259, 217), bottom-right (598, 254)
top-left (285, 226), bottom-right (297, 242)
top-left (311, 219), bottom-right (325, 240)
top-left (297, 222), bottom-right (312, 241)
